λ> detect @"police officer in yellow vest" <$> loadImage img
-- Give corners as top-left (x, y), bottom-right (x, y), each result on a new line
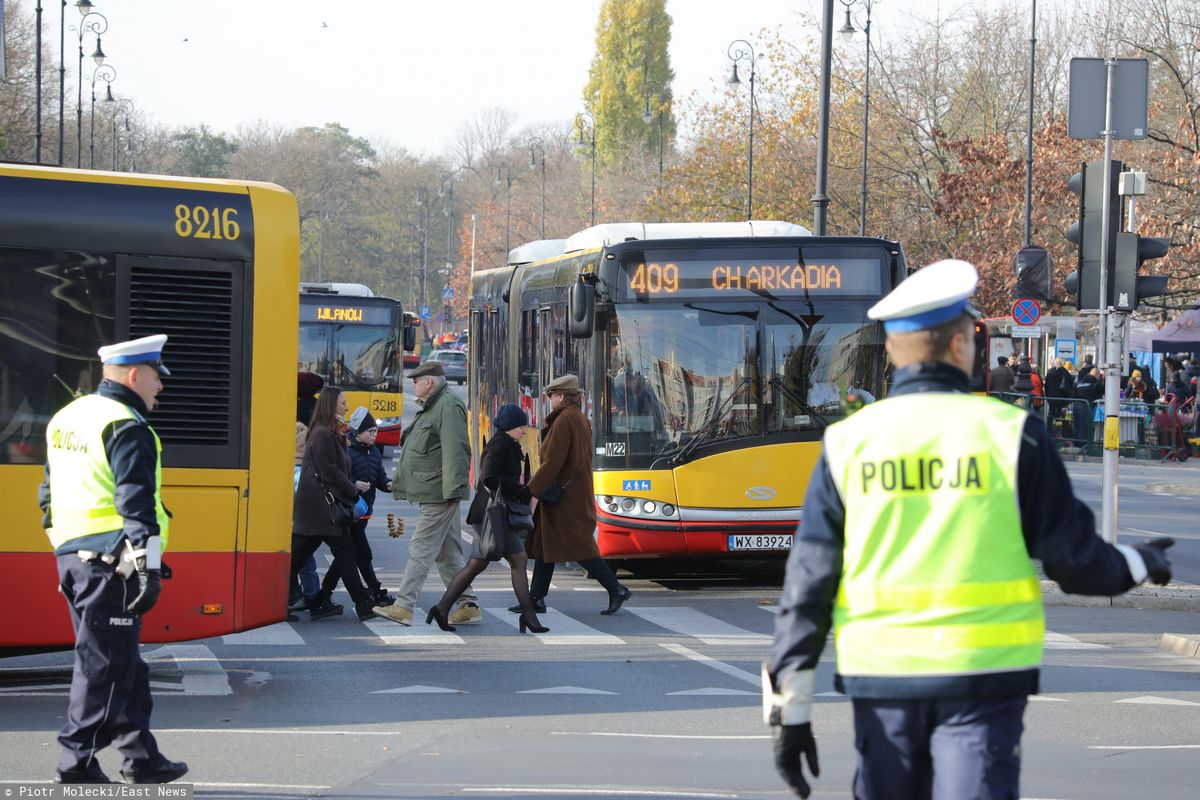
top-left (764, 260), bottom-right (1174, 799)
top-left (37, 334), bottom-right (188, 786)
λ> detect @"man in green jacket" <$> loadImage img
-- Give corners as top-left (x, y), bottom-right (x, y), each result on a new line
top-left (391, 361), bottom-right (479, 625)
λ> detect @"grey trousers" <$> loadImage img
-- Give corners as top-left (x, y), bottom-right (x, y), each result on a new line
top-left (394, 500), bottom-right (477, 610)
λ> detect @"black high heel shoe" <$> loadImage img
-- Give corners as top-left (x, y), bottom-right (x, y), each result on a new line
top-left (518, 613), bottom-right (549, 634)
top-left (426, 606), bottom-right (456, 632)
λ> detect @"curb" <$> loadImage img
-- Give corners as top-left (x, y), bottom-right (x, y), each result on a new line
top-left (1144, 483), bottom-right (1200, 496)
top-left (1041, 581), bottom-right (1200, 611)
top-left (1158, 634), bottom-right (1200, 659)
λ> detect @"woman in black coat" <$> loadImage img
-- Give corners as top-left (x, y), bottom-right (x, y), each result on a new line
top-left (425, 404), bottom-right (548, 633)
top-left (292, 387), bottom-right (407, 624)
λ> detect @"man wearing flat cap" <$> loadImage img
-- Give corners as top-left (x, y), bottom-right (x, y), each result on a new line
top-left (38, 334), bottom-right (188, 785)
top-left (764, 260), bottom-right (1174, 799)
top-left (390, 359), bottom-right (479, 625)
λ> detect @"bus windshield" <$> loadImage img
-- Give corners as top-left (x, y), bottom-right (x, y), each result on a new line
top-left (600, 301), bottom-right (884, 467)
top-left (298, 299), bottom-right (401, 392)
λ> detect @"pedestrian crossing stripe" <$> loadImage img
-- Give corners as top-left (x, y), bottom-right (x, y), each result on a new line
top-left (218, 606), bottom-right (1110, 653)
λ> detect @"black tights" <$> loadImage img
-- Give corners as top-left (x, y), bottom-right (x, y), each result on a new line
top-left (434, 550), bottom-right (544, 625)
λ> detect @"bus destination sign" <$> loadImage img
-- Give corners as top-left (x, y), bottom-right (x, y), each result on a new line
top-left (299, 302), bottom-right (393, 325)
top-left (620, 249), bottom-right (884, 300)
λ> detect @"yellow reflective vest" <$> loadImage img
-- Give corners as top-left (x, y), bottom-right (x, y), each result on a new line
top-left (822, 393), bottom-right (1044, 678)
top-left (45, 394), bottom-right (170, 551)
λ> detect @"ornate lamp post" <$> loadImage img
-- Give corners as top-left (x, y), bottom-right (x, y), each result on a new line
top-left (726, 39), bottom-right (756, 221)
top-left (71, 3), bottom-right (108, 168)
top-left (576, 111), bottom-right (596, 226)
top-left (106, 94), bottom-right (134, 171)
top-left (89, 64), bottom-right (115, 169)
top-left (840, 0), bottom-right (874, 236)
top-left (641, 83), bottom-right (666, 188)
top-left (527, 136), bottom-right (546, 239)
top-left (495, 163), bottom-right (516, 254)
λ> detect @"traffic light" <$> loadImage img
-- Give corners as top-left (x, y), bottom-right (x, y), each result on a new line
top-left (1112, 232), bottom-right (1170, 310)
top-left (1064, 158), bottom-right (1123, 310)
top-left (1012, 245), bottom-right (1052, 301)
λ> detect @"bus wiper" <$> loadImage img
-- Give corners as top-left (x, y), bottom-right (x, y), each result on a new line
top-left (667, 376), bottom-right (751, 467)
top-left (768, 375), bottom-right (830, 428)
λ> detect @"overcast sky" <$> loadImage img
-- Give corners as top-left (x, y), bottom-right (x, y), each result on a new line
top-left (69, 0), bottom-right (992, 157)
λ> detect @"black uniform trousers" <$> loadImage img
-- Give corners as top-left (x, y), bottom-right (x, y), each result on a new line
top-left (529, 557), bottom-right (621, 599)
top-left (850, 695), bottom-right (1026, 800)
top-left (56, 555), bottom-right (163, 774)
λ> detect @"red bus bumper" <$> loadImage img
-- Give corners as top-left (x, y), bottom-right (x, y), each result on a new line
top-left (596, 512), bottom-right (798, 558)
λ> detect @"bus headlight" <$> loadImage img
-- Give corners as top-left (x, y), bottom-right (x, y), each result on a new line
top-left (642, 500), bottom-right (657, 514)
top-left (661, 504), bottom-right (675, 517)
top-left (621, 498), bottom-right (636, 512)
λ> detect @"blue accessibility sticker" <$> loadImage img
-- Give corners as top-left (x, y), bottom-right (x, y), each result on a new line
top-left (622, 479), bottom-right (652, 491)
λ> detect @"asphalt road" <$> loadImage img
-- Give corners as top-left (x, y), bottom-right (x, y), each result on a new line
top-left (2, 383), bottom-right (1197, 798)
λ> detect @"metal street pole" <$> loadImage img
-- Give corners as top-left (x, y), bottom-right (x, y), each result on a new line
top-left (58, 0), bottom-right (66, 164)
top-left (1023, 0), bottom-right (1037, 250)
top-left (1098, 57), bottom-right (1120, 545)
top-left (89, 64), bottom-right (115, 169)
top-left (74, 9), bottom-right (108, 168)
top-left (528, 137), bottom-right (545, 239)
top-left (813, 0), bottom-right (835, 235)
top-left (858, 2), bottom-right (872, 236)
top-left (36, 2), bottom-right (44, 162)
top-left (727, 40), bottom-right (756, 220)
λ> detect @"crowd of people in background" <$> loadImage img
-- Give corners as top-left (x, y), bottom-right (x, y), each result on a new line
top-left (987, 350), bottom-right (1200, 450)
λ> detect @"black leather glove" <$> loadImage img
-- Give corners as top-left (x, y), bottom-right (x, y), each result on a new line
top-left (773, 723), bottom-right (819, 798)
top-left (1132, 538), bottom-right (1174, 585)
top-left (127, 560), bottom-right (162, 614)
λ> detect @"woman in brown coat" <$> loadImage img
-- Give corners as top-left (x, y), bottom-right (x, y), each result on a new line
top-left (292, 387), bottom-right (407, 624)
top-left (522, 374), bottom-right (632, 615)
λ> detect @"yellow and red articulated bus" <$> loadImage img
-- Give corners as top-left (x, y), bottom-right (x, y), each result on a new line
top-left (0, 163), bottom-right (299, 653)
top-left (469, 222), bottom-right (906, 559)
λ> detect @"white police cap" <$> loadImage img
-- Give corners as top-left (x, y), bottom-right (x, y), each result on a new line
top-left (867, 259), bottom-right (980, 333)
top-left (97, 334), bottom-right (171, 376)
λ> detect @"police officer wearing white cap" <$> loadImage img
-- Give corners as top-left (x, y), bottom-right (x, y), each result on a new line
top-left (763, 260), bottom-right (1174, 799)
top-left (37, 334), bottom-right (187, 785)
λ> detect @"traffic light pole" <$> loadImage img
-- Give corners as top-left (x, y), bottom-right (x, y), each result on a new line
top-left (1099, 57), bottom-right (1120, 545)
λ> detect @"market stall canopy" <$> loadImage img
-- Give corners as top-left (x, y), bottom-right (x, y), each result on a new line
top-left (1129, 308), bottom-right (1200, 354)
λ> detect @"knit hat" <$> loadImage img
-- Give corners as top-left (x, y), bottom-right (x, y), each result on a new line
top-left (348, 406), bottom-right (377, 434)
top-left (493, 403), bottom-right (529, 432)
top-left (297, 371), bottom-right (324, 398)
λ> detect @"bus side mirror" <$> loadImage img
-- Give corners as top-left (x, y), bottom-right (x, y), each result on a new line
top-left (568, 278), bottom-right (595, 339)
top-left (403, 325), bottom-right (417, 352)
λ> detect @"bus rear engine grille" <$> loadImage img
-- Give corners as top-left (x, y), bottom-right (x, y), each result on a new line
top-left (129, 266), bottom-right (234, 446)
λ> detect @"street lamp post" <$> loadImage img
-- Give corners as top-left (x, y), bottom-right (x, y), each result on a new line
top-left (89, 64), bottom-right (115, 169)
top-left (726, 40), bottom-right (756, 221)
top-left (107, 95), bottom-right (133, 171)
top-left (415, 187), bottom-right (430, 322)
top-left (72, 3), bottom-right (108, 168)
top-left (840, 0), bottom-right (874, 236)
top-left (641, 83), bottom-right (665, 187)
top-left (576, 111), bottom-right (596, 226)
top-left (439, 174), bottom-right (456, 331)
top-left (527, 137), bottom-right (546, 239)
top-left (495, 163), bottom-right (516, 254)
top-left (35, 2), bottom-right (44, 162)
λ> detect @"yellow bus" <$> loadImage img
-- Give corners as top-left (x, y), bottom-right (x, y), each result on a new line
top-left (468, 222), bottom-right (903, 558)
top-left (298, 284), bottom-right (415, 446)
top-left (1, 163), bottom-right (299, 651)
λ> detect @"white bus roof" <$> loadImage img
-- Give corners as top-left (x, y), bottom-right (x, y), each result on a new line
top-left (300, 282), bottom-right (375, 297)
top-left (562, 221), bottom-right (812, 253)
top-left (507, 239), bottom-right (569, 266)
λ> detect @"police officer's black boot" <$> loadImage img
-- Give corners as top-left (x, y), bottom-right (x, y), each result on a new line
top-left (121, 757), bottom-right (189, 784)
top-left (55, 765), bottom-right (113, 784)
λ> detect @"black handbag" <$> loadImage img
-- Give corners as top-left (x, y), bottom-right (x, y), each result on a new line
top-left (315, 472), bottom-right (355, 527)
top-left (505, 498), bottom-right (535, 530)
top-left (477, 489), bottom-right (509, 561)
